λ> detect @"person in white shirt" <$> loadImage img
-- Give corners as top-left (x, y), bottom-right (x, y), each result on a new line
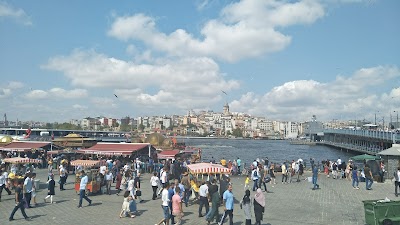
top-left (59, 165), bottom-right (66, 191)
top-left (77, 170), bottom-right (92, 208)
top-left (198, 181), bottom-right (209, 217)
top-left (155, 183), bottom-right (170, 225)
top-left (0, 169), bottom-right (12, 201)
top-left (150, 172), bottom-right (160, 200)
top-left (105, 170), bottom-right (113, 195)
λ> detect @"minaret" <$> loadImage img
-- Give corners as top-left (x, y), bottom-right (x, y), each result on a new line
top-left (223, 103), bottom-right (230, 115)
top-left (4, 113), bottom-right (8, 127)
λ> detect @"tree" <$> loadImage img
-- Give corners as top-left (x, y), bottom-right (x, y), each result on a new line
top-left (138, 124), bottom-right (145, 131)
top-left (232, 128), bottom-right (243, 137)
top-left (226, 130), bottom-right (232, 136)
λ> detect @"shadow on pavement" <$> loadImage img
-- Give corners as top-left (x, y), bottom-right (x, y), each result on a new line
top-left (135, 209), bottom-right (147, 215)
top-left (90, 202), bottom-right (102, 206)
top-left (52, 199), bottom-right (69, 204)
top-left (31, 214), bottom-right (46, 219)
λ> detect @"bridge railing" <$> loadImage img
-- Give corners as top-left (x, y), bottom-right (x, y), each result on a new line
top-left (323, 129), bottom-right (400, 143)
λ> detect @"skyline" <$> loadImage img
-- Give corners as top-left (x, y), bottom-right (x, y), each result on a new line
top-left (0, 0), bottom-right (399, 123)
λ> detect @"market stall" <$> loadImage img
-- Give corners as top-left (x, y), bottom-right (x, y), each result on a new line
top-left (3, 157), bottom-right (42, 188)
top-left (70, 160), bottom-right (101, 195)
top-left (187, 162), bottom-right (231, 179)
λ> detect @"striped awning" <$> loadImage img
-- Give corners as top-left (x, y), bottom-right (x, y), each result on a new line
top-left (70, 160), bottom-right (101, 167)
top-left (187, 163), bottom-right (231, 174)
top-left (2, 157), bottom-right (42, 164)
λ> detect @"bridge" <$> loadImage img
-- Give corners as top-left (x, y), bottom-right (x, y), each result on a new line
top-left (0, 127), bottom-right (128, 142)
top-left (321, 128), bottom-right (400, 154)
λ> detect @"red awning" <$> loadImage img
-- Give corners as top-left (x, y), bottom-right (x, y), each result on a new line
top-left (158, 150), bottom-right (180, 159)
top-left (78, 143), bottom-right (150, 155)
top-left (0, 141), bottom-right (51, 152)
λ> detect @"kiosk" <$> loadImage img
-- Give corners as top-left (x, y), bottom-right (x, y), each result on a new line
top-left (70, 160), bottom-right (101, 195)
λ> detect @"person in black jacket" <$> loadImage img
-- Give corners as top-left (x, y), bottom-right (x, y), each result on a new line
top-left (44, 174), bottom-right (56, 203)
top-left (253, 188), bottom-right (265, 225)
top-left (9, 179), bottom-right (31, 221)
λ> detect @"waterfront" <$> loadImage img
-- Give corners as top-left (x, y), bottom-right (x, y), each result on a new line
top-left (182, 139), bottom-right (358, 166)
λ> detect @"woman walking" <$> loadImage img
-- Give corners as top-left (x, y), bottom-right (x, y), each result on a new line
top-left (150, 172), bottom-right (160, 200)
top-left (269, 164), bottom-right (276, 186)
top-left (240, 189), bottom-right (252, 225)
top-left (253, 188), bottom-right (265, 225)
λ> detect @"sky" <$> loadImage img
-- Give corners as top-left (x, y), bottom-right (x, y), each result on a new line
top-left (0, 0), bottom-right (399, 124)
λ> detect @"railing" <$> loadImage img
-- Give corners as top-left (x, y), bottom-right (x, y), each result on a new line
top-left (323, 129), bottom-right (400, 143)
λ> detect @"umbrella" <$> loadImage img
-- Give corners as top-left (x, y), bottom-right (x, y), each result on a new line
top-left (350, 154), bottom-right (380, 161)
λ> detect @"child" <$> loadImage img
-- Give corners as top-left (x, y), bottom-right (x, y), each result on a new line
top-left (44, 174), bottom-right (56, 203)
top-left (119, 191), bottom-right (135, 218)
top-left (244, 175), bottom-right (250, 190)
top-left (240, 189), bottom-right (252, 225)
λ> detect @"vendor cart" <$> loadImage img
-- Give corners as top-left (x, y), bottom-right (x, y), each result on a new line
top-left (70, 160), bottom-right (101, 195)
top-left (3, 157), bottom-right (42, 189)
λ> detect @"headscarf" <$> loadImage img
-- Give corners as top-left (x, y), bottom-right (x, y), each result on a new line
top-left (254, 188), bottom-right (265, 207)
top-left (242, 189), bottom-right (251, 204)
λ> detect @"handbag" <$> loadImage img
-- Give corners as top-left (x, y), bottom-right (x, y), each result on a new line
top-left (135, 190), bottom-right (142, 196)
top-left (264, 176), bottom-right (271, 183)
top-left (23, 198), bottom-right (29, 208)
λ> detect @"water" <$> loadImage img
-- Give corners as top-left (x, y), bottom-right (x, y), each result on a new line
top-left (180, 139), bottom-right (357, 166)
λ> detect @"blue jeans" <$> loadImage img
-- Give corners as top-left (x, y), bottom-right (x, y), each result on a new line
top-left (129, 199), bottom-right (137, 212)
top-left (365, 177), bottom-right (373, 189)
top-left (78, 189), bottom-right (91, 207)
top-left (352, 177), bottom-right (359, 187)
top-left (252, 179), bottom-right (258, 191)
top-left (312, 176), bottom-right (318, 189)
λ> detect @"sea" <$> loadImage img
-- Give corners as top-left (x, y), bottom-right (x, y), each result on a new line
top-left (180, 138), bottom-right (358, 167)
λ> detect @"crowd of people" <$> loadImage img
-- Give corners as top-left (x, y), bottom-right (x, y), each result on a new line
top-left (1, 152), bottom-right (400, 224)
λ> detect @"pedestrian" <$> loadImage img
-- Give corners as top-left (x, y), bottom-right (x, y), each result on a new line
top-left (181, 171), bottom-right (191, 207)
top-left (119, 191), bottom-right (135, 218)
top-left (394, 167), bottom-right (400, 197)
top-left (44, 174), bottom-right (56, 203)
top-left (105, 170), bottom-right (113, 195)
top-left (0, 168), bottom-right (12, 201)
top-left (77, 170), bottom-right (92, 208)
top-left (312, 165), bottom-right (320, 190)
top-left (30, 173), bottom-right (38, 206)
top-left (9, 179), bottom-right (31, 221)
top-left (59, 164), bottom-right (66, 191)
top-left (150, 172), bottom-right (160, 200)
top-left (198, 181), bottom-right (209, 217)
top-left (269, 164), bottom-right (276, 185)
top-left (172, 186), bottom-right (183, 225)
top-left (352, 166), bottom-right (360, 189)
top-left (251, 168), bottom-right (259, 191)
top-left (168, 182), bottom-right (176, 224)
top-left (237, 157), bottom-right (242, 175)
top-left (23, 173), bottom-right (33, 208)
top-left (240, 189), bottom-right (252, 225)
top-left (253, 188), bottom-right (265, 225)
top-left (281, 163), bottom-right (288, 184)
top-left (364, 164), bottom-right (373, 190)
top-left (244, 175), bottom-right (250, 190)
top-left (258, 165), bottom-right (268, 192)
top-left (134, 172), bottom-right (143, 202)
top-left (115, 170), bottom-right (122, 195)
top-left (205, 182), bottom-right (220, 225)
top-left (155, 183), bottom-right (170, 225)
top-left (219, 184), bottom-right (234, 225)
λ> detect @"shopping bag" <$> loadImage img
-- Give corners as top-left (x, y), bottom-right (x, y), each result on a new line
top-left (135, 190), bottom-right (142, 196)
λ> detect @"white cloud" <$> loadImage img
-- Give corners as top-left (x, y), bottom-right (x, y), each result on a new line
top-left (42, 49), bottom-right (240, 110)
top-left (107, 0), bottom-right (325, 62)
top-left (231, 65), bottom-right (400, 121)
top-left (0, 2), bottom-right (32, 26)
top-left (25, 88), bottom-right (88, 99)
top-left (0, 81), bottom-right (24, 98)
top-left (72, 104), bottom-right (88, 110)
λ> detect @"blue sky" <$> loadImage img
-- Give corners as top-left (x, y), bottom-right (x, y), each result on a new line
top-left (0, 0), bottom-right (399, 123)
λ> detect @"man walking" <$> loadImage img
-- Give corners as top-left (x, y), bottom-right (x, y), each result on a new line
top-left (281, 163), bottom-right (288, 184)
top-left (0, 169), bottom-right (12, 201)
top-left (394, 167), bottom-right (400, 197)
top-left (364, 164), bottom-right (373, 190)
top-left (236, 157), bottom-right (242, 175)
top-left (9, 180), bottom-right (31, 221)
top-left (312, 165), bottom-right (320, 190)
top-left (23, 173), bottom-right (33, 208)
top-left (198, 181), bottom-right (209, 217)
top-left (77, 170), bottom-right (92, 208)
top-left (219, 184), bottom-right (234, 225)
top-left (59, 165), bottom-right (66, 191)
top-left (251, 168), bottom-right (259, 191)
